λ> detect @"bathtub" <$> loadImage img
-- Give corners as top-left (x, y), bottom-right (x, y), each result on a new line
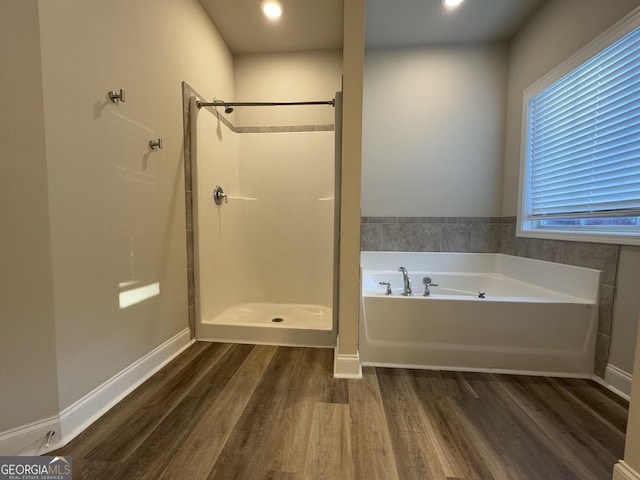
top-left (360, 252), bottom-right (600, 376)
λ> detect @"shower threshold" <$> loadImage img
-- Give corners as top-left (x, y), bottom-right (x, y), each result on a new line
top-left (197, 303), bottom-right (335, 348)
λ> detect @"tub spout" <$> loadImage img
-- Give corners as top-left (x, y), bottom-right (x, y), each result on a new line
top-left (398, 266), bottom-right (413, 296)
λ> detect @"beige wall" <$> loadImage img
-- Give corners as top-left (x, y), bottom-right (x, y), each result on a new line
top-left (610, 246), bottom-right (640, 374)
top-left (0, 0), bottom-right (60, 432)
top-left (361, 43), bottom-right (508, 217)
top-left (32, 0), bottom-right (233, 411)
top-left (234, 50), bottom-right (343, 126)
top-left (619, 320), bottom-right (640, 476)
top-left (338, 0), bottom-right (365, 356)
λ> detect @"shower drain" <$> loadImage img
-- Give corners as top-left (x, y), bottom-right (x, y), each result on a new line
top-left (271, 317), bottom-right (284, 323)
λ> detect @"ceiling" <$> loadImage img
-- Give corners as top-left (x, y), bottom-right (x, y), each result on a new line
top-left (199, 0), bottom-right (545, 55)
top-left (198, 0), bottom-right (344, 54)
top-left (366, 0), bottom-right (545, 48)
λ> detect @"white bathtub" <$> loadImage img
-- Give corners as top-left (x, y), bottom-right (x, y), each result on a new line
top-left (360, 252), bottom-right (600, 376)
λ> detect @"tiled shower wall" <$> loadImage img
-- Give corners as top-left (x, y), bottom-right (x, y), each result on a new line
top-left (361, 215), bottom-right (620, 378)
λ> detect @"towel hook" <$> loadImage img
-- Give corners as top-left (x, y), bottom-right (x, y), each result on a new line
top-left (108, 89), bottom-right (125, 103)
top-left (45, 430), bottom-right (56, 447)
top-left (149, 138), bottom-right (163, 150)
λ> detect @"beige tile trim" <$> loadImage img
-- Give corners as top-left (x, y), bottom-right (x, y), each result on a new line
top-left (236, 124), bottom-right (335, 133)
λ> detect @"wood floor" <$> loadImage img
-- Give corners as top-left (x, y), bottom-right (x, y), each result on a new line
top-left (52, 342), bottom-right (628, 479)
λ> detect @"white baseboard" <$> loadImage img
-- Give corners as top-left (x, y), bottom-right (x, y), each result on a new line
top-left (0, 328), bottom-right (193, 456)
top-left (58, 328), bottom-right (192, 449)
top-left (591, 373), bottom-right (631, 401)
top-left (334, 351), bottom-right (362, 378)
top-left (0, 416), bottom-right (60, 456)
top-left (604, 364), bottom-right (633, 400)
top-left (614, 461), bottom-right (640, 480)
top-left (333, 336), bottom-right (362, 379)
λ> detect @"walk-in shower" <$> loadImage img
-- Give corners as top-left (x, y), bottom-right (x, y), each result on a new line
top-left (189, 94), bottom-right (341, 347)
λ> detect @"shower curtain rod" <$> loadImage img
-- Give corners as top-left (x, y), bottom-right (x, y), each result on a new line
top-left (196, 99), bottom-right (335, 109)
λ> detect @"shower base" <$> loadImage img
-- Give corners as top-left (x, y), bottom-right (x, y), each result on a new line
top-left (197, 303), bottom-right (335, 347)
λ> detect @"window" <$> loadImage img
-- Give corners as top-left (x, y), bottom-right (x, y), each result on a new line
top-left (519, 9), bottom-right (640, 245)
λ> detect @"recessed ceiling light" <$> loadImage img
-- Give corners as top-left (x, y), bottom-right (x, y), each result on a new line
top-left (442, 0), bottom-right (464, 8)
top-left (261, 0), bottom-right (283, 20)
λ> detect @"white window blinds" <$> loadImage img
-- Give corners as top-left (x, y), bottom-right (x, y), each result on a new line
top-left (526, 26), bottom-right (640, 219)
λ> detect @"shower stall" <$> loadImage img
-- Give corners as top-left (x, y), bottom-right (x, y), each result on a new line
top-left (189, 94), bottom-right (341, 347)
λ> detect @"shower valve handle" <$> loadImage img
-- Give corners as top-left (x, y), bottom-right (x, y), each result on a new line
top-left (213, 185), bottom-right (228, 205)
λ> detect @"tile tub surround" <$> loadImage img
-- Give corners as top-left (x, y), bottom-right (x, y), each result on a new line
top-left (361, 216), bottom-right (504, 253)
top-left (361, 215), bottom-right (620, 379)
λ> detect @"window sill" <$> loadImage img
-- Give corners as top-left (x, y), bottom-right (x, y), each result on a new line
top-left (516, 226), bottom-right (640, 246)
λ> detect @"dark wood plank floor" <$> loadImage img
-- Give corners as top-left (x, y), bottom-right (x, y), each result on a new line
top-left (52, 342), bottom-right (628, 479)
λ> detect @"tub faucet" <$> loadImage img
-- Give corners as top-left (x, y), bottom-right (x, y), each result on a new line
top-left (398, 266), bottom-right (413, 296)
